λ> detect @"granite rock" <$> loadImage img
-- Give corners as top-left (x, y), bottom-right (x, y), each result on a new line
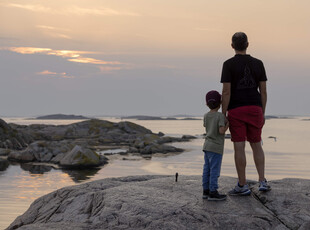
top-left (8, 141), bottom-right (74, 163)
top-left (59, 145), bottom-right (107, 169)
top-left (0, 119), bottom-right (32, 150)
top-left (7, 175), bottom-right (310, 230)
top-left (7, 119), bottom-right (193, 166)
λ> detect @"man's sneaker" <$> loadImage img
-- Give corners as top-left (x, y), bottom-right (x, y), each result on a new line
top-left (229, 184), bottom-right (251, 196)
top-left (259, 179), bottom-right (271, 192)
top-left (202, 189), bottom-right (209, 199)
top-left (208, 190), bottom-right (227, 201)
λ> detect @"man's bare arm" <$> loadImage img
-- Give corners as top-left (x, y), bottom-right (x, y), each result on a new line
top-left (259, 81), bottom-right (267, 115)
top-left (221, 83), bottom-right (231, 116)
top-left (219, 121), bottom-right (229, 134)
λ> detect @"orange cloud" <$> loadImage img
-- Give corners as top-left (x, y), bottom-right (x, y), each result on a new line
top-left (36, 25), bottom-right (70, 31)
top-left (67, 6), bottom-right (140, 16)
top-left (8, 47), bottom-right (52, 54)
top-left (68, 57), bottom-right (121, 65)
top-left (50, 33), bottom-right (72, 39)
top-left (37, 70), bottom-right (74, 79)
top-left (5, 3), bottom-right (139, 16)
top-left (6, 47), bottom-right (88, 58)
top-left (36, 25), bottom-right (72, 39)
top-left (37, 70), bottom-right (57, 75)
top-left (6, 3), bottom-right (50, 12)
top-left (99, 66), bottom-right (123, 72)
top-left (5, 46), bottom-right (124, 73)
top-left (6, 47), bottom-right (120, 65)
top-left (47, 50), bottom-right (89, 58)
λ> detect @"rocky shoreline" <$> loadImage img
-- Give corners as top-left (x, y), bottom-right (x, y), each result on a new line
top-left (6, 175), bottom-right (310, 230)
top-left (1, 118), bottom-right (196, 169)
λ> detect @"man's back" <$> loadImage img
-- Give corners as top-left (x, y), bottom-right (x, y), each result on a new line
top-left (221, 54), bottom-right (267, 110)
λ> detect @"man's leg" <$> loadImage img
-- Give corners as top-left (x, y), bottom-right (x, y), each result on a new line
top-left (250, 142), bottom-right (265, 182)
top-left (233, 141), bottom-right (246, 186)
top-left (245, 106), bottom-right (265, 182)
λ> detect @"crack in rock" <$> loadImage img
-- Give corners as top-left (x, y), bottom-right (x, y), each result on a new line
top-left (252, 191), bottom-right (292, 230)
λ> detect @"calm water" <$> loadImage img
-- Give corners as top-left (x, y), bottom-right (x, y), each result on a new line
top-left (1, 117), bottom-right (310, 229)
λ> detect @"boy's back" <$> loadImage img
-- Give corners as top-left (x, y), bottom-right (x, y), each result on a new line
top-left (203, 111), bottom-right (226, 155)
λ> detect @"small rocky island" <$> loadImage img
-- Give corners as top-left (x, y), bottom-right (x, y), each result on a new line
top-left (36, 114), bottom-right (90, 120)
top-left (0, 118), bottom-right (195, 169)
top-left (6, 175), bottom-right (310, 230)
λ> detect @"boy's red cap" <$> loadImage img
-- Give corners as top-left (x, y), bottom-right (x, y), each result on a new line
top-left (205, 90), bottom-right (221, 105)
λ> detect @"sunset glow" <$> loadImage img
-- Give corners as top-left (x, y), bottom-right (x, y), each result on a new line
top-left (6, 47), bottom-right (121, 66)
top-left (0, 0), bottom-right (310, 116)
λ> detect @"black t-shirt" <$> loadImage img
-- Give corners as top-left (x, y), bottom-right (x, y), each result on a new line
top-left (221, 54), bottom-right (267, 110)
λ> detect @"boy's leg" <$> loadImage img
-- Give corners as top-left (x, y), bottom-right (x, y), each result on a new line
top-left (202, 151), bottom-right (211, 191)
top-left (208, 152), bottom-right (226, 201)
top-left (209, 152), bottom-right (223, 192)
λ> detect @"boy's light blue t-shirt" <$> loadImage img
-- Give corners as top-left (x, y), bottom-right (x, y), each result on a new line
top-left (203, 111), bottom-right (226, 154)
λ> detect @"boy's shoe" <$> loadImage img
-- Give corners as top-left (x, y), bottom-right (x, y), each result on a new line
top-left (259, 179), bottom-right (271, 192)
top-left (203, 189), bottom-right (209, 199)
top-left (208, 190), bottom-right (227, 201)
top-left (229, 184), bottom-right (251, 196)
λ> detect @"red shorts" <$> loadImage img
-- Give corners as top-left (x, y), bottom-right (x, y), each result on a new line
top-left (228, 105), bottom-right (264, 143)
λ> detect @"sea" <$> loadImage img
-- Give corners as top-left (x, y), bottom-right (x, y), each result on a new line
top-left (1, 116), bottom-right (310, 229)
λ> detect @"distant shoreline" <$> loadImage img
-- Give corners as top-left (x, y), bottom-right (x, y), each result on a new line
top-left (1, 114), bottom-right (306, 121)
top-left (35, 114), bottom-right (90, 120)
top-left (121, 115), bottom-right (201, 120)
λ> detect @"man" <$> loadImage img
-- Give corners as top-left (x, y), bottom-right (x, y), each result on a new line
top-left (221, 32), bottom-right (270, 195)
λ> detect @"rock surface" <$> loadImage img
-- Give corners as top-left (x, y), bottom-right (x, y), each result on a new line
top-left (59, 145), bottom-right (107, 168)
top-left (0, 119), bottom-right (33, 150)
top-left (0, 148), bottom-right (11, 156)
top-left (8, 119), bottom-right (190, 166)
top-left (8, 140), bottom-right (74, 163)
top-left (7, 175), bottom-right (310, 230)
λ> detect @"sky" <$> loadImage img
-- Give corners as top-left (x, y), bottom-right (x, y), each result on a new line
top-left (0, 0), bottom-right (310, 117)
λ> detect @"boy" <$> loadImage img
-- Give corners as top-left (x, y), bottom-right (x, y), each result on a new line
top-left (202, 90), bottom-right (229, 201)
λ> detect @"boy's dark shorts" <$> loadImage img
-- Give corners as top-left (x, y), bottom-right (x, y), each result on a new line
top-left (228, 105), bottom-right (264, 143)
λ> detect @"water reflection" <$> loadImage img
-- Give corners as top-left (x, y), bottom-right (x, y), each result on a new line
top-left (0, 159), bottom-right (9, 171)
top-left (0, 158), bottom-right (105, 183)
top-left (20, 163), bottom-right (53, 174)
top-left (62, 168), bottom-right (101, 183)
top-left (0, 159), bottom-right (102, 184)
